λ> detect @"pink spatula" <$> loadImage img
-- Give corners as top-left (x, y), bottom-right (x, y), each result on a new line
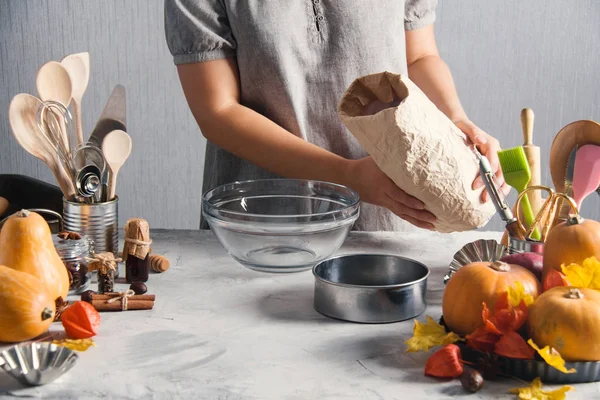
top-left (572, 144), bottom-right (600, 209)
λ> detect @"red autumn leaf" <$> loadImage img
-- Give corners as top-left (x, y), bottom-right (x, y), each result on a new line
top-left (424, 344), bottom-right (464, 378)
top-left (466, 327), bottom-right (501, 353)
top-left (494, 331), bottom-right (535, 360)
top-left (543, 269), bottom-right (569, 292)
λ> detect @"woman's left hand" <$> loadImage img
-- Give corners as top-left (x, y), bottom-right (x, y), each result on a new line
top-left (453, 119), bottom-right (511, 202)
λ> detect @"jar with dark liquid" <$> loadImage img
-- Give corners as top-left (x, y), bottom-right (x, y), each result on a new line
top-left (126, 253), bottom-right (149, 283)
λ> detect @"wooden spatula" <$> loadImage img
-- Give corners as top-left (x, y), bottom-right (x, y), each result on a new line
top-left (102, 129), bottom-right (132, 200)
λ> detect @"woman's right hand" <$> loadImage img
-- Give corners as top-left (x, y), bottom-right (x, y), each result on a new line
top-left (345, 157), bottom-right (437, 230)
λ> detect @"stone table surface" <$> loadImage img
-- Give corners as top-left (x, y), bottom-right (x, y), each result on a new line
top-left (1, 230), bottom-right (599, 399)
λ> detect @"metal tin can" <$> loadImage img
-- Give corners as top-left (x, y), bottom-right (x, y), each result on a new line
top-left (63, 197), bottom-right (119, 277)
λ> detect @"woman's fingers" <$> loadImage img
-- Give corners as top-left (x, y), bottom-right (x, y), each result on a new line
top-left (385, 181), bottom-right (425, 210)
top-left (384, 187), bottom-right (437, 229)
top-left (398, 214), bottom-right (436, 230)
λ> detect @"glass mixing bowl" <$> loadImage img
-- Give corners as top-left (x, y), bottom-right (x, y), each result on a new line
top-left (202, 179), bottom-right (360, 273)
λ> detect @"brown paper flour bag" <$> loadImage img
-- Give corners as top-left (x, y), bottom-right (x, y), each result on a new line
top-left (338, 71), bottom-right (495, 233)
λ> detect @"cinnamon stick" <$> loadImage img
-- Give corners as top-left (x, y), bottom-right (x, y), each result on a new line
top-left (87, 293), bottom-right (155, 302)
top-left (90, 299), bottom-right (154, 311)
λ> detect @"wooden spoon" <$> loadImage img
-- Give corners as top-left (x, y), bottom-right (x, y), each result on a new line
top-left (61, 52), bottom-right (90, 147)
top-left (36, 61), bottom-right (73, 153)
top-left (101, 129), bottom-right (132, 200)
top-left (8, 94), bottom-right (76, 199)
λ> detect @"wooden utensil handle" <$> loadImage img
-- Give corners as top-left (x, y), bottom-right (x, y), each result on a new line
top-left (521, 108), bottom-right (534, 145)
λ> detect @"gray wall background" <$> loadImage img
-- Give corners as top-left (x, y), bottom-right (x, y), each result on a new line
top-left (1, 0), bottom-right (598, 231)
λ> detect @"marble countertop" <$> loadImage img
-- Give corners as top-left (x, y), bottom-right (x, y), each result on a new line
top-left (1, 229), bottom-right (599, 399)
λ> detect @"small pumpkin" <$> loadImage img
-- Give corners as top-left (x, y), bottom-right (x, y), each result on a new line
top-left (0, 265), bottom-right (55, 343)
top-left (543, 214), bottom-right (600, 278)
top-left (0, 210), bottom-right (69, 301)
top-left (528, 287), bottom-right (600, 361)
top-left (442, 261), bottom-right (541, 335)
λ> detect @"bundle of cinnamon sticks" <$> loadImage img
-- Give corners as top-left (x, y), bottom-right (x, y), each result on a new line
top-left (83, 292), bottom-right (155, 312)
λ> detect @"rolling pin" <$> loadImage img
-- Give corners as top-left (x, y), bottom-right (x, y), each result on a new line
top-left (521, 108), bottom-right (542, 216)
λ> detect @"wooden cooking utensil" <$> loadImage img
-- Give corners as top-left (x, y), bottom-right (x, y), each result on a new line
top-left (8, 94), bottom-right (76, 200)
top-left (549, 120), bottom-right (600, 194)
top-left (101, 129), bottom-right (132, 200)
top-left (35, 61), bottom-right (73, 153)
top-left (521, 108), bottom-right (542, 216)
top-left (61, 52), bottom-right (90, 147)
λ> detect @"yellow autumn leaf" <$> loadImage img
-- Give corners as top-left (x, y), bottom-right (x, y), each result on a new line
top-left (528, 340), bottom-right (576, 374)
top-left (509, 377), bottom-right (573, 400)
top-left (52, 338), bottom-right (96, 352)
top-left (508, 281), bottom-right (534, 307)
top-left (561, 256), bottom-right (600, 290)
top-left (404, 315), bottom-right (461, 352)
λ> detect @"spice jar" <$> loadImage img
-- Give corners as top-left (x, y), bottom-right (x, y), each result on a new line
top-left (53, 232), bottom-right (92, 295)
top-left (123, 218), bottom-right (152, 283)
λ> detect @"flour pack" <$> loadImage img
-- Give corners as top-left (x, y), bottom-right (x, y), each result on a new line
top-left (338, 71), bottom-right (495, 232)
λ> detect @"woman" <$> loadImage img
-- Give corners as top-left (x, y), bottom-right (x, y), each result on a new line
top-left (164, 0), bottom-right (508, 231)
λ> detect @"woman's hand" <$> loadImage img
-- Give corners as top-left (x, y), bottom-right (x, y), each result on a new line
top-left (453, 119), bottom-right (511, 202)
top-left (345, 157), bottom-right (437, 230)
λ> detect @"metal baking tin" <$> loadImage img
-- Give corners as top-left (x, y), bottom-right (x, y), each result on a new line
top-left (313, 254), bottom-right (429, 323)
top-left (508, 237), bottom-right (545, 255)
top-left (459, 343), bottom-right (600, 383)
top-left (0, 342), bottom-right (78, 386)
top-left (444, 239), bottom-right (507, 284)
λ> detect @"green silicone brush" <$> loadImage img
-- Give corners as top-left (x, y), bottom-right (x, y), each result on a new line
top-left (497, 146), bottom-right (541, 240)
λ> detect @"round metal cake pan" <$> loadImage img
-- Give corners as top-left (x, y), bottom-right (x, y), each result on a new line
top-left (313, 254), bottom-right (429, 323)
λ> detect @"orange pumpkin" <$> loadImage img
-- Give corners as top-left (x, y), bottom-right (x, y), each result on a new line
top-left (0, 210), bottom-right (70, 301)
top-left (543, 215), bottom-right (600, 278)
top-left (0, 265), bottom-right (55, 342)
top-left (442, 261), bottom-right (541, 335)
top-left (528, 287), bottom-right (600, 361)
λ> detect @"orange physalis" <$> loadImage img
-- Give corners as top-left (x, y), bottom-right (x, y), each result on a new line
top-left (424, 344), bottom-right (463, 378)
top-left (543, 269), bottom-right (569, 292)
top-left (494, 331), bottom-right (535, 360)
top-left (61, 301), bottom-right (101, 339)
top-left (466, 290), bottom-right (530, 354)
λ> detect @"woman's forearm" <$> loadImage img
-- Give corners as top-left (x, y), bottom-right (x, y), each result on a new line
top-left (407, 54), bottom-right (468, 123)
top-left (177, 59), bottom-right (353, 187)
top-left (194, 101), bottom-right (353, 186)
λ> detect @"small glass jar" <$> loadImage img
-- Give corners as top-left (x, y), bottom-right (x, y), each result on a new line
top-left (53, 234), bottom-right (93, 295)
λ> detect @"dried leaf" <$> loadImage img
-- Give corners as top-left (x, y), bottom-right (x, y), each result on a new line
top-left (509, 377), bottom-right (573, 400)
top-left (561, 256), bottom-right (600, 290)
top-left (466, 327), bottom-right (501, 353)
top-left (52, 338), bottom-right (96, 352)
top-left (424, 344), bottom-right (463, 378)
top-left (527, 340), bottom-right (576, 374)
top-left (53, 297), bottom-right (70, 322)
top-left (507, 281), bottom-right (534, 307)
top-left (405, 315), bottom-right (461, 352)
top-left (494, 331), bottom-right (535, 360)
